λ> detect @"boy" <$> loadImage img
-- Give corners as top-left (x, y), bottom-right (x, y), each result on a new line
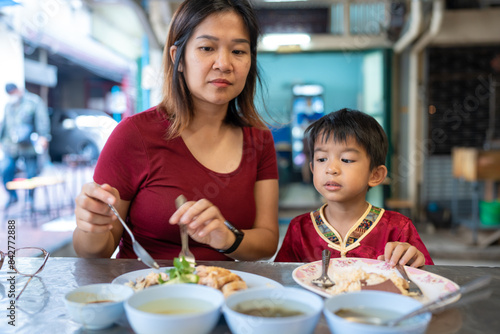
top-left (275, 109), bottom-right (433, 267)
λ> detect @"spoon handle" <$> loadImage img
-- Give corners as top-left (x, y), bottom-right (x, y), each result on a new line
top-left (108, 204), bottom-right (136, 243)
top-left (424, 274), bottom-right (491, 307)
top-left (322, 249), bottom-right (331, 275)
top-left (388, 275), bottom-right (492, 326)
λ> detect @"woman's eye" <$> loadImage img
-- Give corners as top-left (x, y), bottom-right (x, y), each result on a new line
top-left (233, 49), bottom-right (247, 55)
top-left (200, 46), bottom-right (213, 52)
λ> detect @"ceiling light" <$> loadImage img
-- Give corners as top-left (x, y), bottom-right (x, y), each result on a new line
top-left (262, 0), bottom-right (307, 2)
top-left (293, 84), bottom-right (324, 96)
top-left (261, 33), bottom-right (311, 48)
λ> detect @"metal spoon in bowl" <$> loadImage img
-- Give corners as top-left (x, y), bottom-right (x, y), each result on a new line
top-left (340, 275), bottom-right (492, 327)
top-left (108, 204), bottom-right (160, 270)
top-left (311, 249), bottom-right (335, 288)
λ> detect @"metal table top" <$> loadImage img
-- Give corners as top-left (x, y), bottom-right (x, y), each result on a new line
top-left (1, 258), bottom-right (499, 333)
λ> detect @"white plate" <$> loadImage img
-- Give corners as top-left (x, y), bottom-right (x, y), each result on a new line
top-left (112, 267), bottom-right (283, 290)
top-left (292, 258), bottom-right (460, 303)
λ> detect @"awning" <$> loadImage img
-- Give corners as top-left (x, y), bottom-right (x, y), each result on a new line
top-left (22, 28), bottom-right (135, 82)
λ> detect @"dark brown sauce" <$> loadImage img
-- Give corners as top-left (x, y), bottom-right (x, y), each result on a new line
top-left (234, 304), bottom-right (304, 318)
top-left (335, 307), bottom-right (403, 321)
top-left (86, 300), bottom-right (114, 304)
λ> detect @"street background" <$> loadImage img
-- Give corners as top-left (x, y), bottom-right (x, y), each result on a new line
top-left (0, 160), bottom-right (94, 256)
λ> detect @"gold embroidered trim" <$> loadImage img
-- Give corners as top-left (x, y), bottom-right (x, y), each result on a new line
top-left (311, 203), bottom-right (385, 254)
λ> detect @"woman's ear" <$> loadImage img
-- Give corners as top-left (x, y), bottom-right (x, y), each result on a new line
top-left (368, 165), bottom-right (388, 188)
top-left (169, 45), bottom-right (183, 72)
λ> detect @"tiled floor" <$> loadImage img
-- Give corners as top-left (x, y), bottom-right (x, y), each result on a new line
top-left (0, 162), bottom-right (92, 256)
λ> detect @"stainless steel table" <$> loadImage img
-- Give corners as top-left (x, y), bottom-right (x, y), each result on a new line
top-left (1, 258), bottom-right (499, 333)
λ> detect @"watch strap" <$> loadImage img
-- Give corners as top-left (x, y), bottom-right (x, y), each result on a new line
top-left (217, 221), bottom-right (244, 254)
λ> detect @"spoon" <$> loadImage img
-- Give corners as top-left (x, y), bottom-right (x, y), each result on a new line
top-left (311, 249), bottom-right (335, 288)
top-left (340, 275), bottom-right (492, 327)
top-left (175, 195), bottom-right (196, 266)
top-left (108, 204), bottom-right (159, 270)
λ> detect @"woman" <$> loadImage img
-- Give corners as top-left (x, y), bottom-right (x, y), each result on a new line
top-left (73, 0), bottom-right (279, 261)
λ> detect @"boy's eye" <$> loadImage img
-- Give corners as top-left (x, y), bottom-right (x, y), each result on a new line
top-left (316, 157), bottom-right (327, 163)
top-left (341, 158), bottom-right (355, 163)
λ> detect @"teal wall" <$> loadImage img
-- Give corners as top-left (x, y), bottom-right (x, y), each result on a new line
top-left (256, 51), bottom-right (365, 125)
top-left (256, 51), bottom-right (386, 207)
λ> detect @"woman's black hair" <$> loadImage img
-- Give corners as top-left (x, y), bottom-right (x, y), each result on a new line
top-left (160, 0), bottom-right (266, 138)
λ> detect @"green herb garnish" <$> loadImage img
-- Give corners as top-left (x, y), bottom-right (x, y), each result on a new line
top-left (161, 256), bottom-right (199, 285)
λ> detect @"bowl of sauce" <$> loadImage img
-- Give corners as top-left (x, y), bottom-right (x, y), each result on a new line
top-left (124, 284), bottom-right (224, 334)
top-left (223, 287), bottom-right (323, 334)
top-left (64, 283), bottom-right (134, 329)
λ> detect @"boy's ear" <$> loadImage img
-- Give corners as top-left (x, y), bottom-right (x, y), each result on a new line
top-left (309, 161), bottom-right (314, 174)
top-left (169, 45), bottom-right (183, 72)
top-left (368, 165), bottom-right (388, 188)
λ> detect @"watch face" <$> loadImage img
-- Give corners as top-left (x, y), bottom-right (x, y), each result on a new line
top-left (224, 220), bottom-right (245, 236)
top-left (224, 221), bottom-right (240, 234)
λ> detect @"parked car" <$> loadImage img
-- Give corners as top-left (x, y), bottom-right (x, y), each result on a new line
top-left (49, 108), bottom-right (118, 162)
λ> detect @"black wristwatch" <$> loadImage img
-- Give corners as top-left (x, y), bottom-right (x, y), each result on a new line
top-left (217, 221), bottom-right (245, 254)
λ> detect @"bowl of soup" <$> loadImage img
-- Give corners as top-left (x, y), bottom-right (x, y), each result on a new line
top-left (323, 290), bottom-right (431, 334)
top-left (223, 287), bottom-right (323, 334)
top-left (124, 284), bottom-right (224, 334)
top-left (64, 283), bottom-right (134, 330)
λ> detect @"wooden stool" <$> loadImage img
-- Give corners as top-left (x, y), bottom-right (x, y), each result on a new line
top-left (63, 154), bottom-right (93, 206)
top-left (452, 147), bottom-right (500, 245)
top-left (385, 198), bottom-right (413, 218)
top-left (5, 176), bottom-right (65, 226)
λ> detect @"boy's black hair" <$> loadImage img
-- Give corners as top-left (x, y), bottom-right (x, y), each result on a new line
top-left (305, 108), bottom-right (388, 170)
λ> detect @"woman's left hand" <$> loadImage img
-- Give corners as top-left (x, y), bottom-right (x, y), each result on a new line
top-left (169, 198), bottom-right (235, 250)
top-left (377, 242), bottom-right (425, 268)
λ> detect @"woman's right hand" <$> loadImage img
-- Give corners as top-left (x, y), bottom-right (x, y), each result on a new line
top-left (74, 182), bottom-right (120, 234)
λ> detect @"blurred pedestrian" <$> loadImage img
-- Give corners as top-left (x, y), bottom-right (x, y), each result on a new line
top-left (0, 83), bottom-right (51, 208)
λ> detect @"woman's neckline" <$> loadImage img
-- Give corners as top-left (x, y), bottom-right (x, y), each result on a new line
top-left (177, 127), bottom-right (246, 176)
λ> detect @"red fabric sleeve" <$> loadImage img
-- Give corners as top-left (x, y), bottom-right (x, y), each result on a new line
top-left (275, 209), bottom-right (434, 265)
top-left (388, 213), bottom-right (434, 265)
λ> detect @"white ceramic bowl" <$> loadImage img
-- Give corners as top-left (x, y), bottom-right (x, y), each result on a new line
top-left (125, 284), bottom-right (224, 334)
top-left (223, 287), bottom-right (323, 334)
top-left (323, 291), bottom-right (431, 334)
top-left (64, 283), bottom-right (134, 330)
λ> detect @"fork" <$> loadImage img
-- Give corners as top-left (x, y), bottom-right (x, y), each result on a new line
top-left (396, 263), bottom-right (423, 296)
top-left (175, 195), bottom-right (196, 266)
top-left (108, 204), bottom-right (159, 270)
